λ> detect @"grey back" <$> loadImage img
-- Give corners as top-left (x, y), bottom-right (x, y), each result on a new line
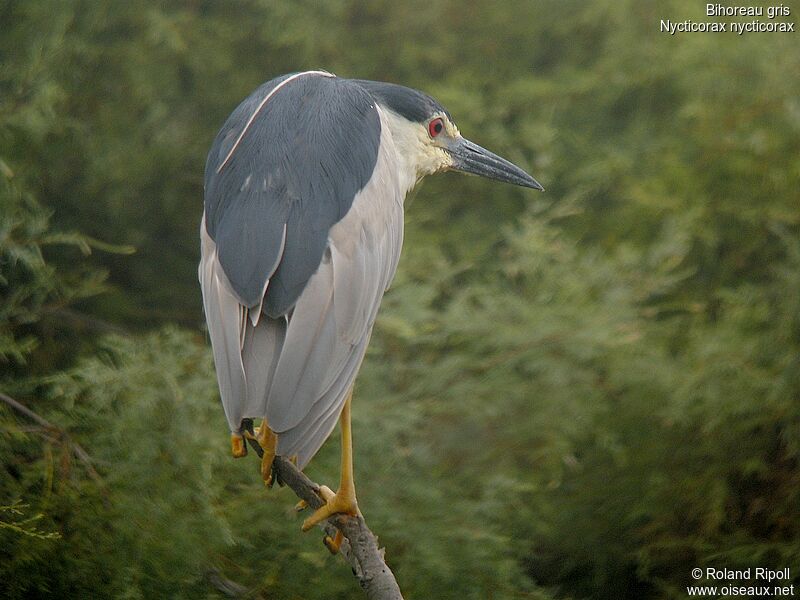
top-left (204, 73), bottom-right (381, 317)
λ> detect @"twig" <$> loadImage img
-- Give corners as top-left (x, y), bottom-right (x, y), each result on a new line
top-left (206, 567), bottom-right (265, 599)
top-left (0, 391), bottom-right (104, 486)
top-left (246, 438), bottom-right (404, 599)
top-left (41, 306), bottom-right (130, 336)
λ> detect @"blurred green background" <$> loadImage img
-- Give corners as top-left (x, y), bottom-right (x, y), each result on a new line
top-left (2, 1), bottom-right (799, 598)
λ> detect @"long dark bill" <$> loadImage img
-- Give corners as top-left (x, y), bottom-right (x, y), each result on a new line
top-left (447, 137), bottom-right (544, 190)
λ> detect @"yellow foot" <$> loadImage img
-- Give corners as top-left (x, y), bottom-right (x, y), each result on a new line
top-left (231, 434), bottom-right (247, 458)
top-left (255, 423), bottom-right (277, 486)
top-left (301, 484), bottom-right (358, 531)
top-left (323, 530), bottom-right (344, 555)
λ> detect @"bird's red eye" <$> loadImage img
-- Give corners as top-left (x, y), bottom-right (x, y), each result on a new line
top-left (428, 117), bottom-right (444, 138)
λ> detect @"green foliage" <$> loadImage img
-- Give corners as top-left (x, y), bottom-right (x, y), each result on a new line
top-left (0, 176), bottom-right (121, 377)
top-left (0, 501), bottom-right (60, 540)
top-left (1, 0), bottom-right (799, 598)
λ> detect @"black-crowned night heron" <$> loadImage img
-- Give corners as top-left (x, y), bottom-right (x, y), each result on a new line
top-left (200, 70), bottom-right (542, 549)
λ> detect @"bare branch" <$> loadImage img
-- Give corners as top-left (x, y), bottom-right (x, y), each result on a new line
top-left (0, 391), bottom-right (104, 486)
top-left (206, 567), bottom-right (265, 600)
top-left (0, 391), bottom-right (54, 429)
top-left (41, 306), bottom-right (130, 336)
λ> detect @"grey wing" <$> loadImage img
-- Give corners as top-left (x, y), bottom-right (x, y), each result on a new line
top-left (271, 110), bottom-right (405, 468)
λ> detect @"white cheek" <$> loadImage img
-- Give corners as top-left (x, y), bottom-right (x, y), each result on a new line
top-left (420, 146), bottom-right (452, 175)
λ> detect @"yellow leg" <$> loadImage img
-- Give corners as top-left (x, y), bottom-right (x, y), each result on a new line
top-left (254, 420), bottom-right (278, 486)
top-left (302, 391), bottom-right (359, 531)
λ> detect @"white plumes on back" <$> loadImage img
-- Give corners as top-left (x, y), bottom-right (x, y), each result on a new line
top-left (216, 70), bottom-right (335, 174)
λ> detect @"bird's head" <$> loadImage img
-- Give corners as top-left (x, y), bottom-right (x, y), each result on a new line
top-left (354, 79), bottom-right (543, 191)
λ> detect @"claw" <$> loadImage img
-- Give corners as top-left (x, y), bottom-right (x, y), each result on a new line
top-left (316, 485), bottom-right (336, 503)
top-left (324, 530), bottom-right (344, 554)
top-left (231, 434), bottom-right (247, 458)
top-left (301, 485), bottom-right (358, 531)
top-left (256, 420), bottom-right (277, 485)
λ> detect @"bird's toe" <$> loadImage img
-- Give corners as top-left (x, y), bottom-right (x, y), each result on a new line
top-left (254, 422), bottom-right (278, 486)
top-left (301, 485), bottom-right (358, 531)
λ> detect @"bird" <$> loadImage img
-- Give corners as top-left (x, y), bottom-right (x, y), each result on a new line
top-left (199, 70), bottom-right (542, 549)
